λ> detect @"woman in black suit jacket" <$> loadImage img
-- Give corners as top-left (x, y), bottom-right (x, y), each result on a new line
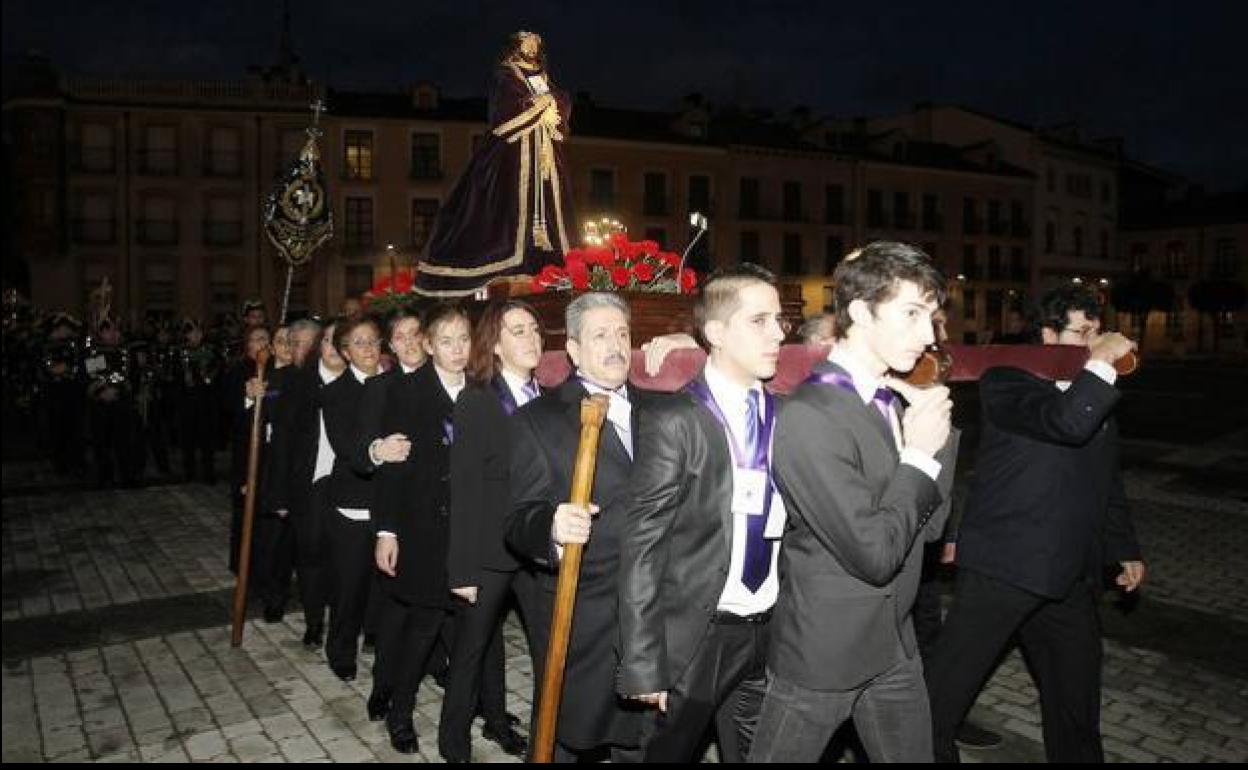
top-left (371, 304), bottom-right (472, 755)
top-left (320, 317), bottom-right (383, 682)
top-left (436, 299), bottom-right (542, 762)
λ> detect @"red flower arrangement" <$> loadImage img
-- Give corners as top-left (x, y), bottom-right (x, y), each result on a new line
top-left (362, 267), bottom-right (417, 313)
top-left (532, 233), bottom-right (698, 294)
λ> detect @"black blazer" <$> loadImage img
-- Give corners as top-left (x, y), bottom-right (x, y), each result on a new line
top-left (505, 378), bottom-right (653, 750)
top-left (616, 373), bottom-right (781, 697)
top-left (223, 358), bottom-right (276, 491)
top-left (346, 365), bottom-right (406, 477)
top-left (372, 363), bottom-right (455, 606)
top-left (262, 361), bottom-right (326, 514)
top-left (957, 366), bottom-right (1142, 599)
top-left (320, 368), bottom-right (374, 511)
top-left (448, 378), bottom-right (523, 587)
top-left (768, 361), bottom-right (954, 692)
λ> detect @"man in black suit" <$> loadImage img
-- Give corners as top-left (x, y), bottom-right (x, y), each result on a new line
top-left (618, 264), bottom-right (788, 762)
top-left (926, 285), bottom-right (1143, 763)
top-left (506, 292), bottom-right (651, 762)
top-left (265, 319), bottom-right (342, 650)
top-left (749, 241), bottom-right (955, 762)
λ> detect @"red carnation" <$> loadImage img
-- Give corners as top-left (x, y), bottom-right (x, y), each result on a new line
top-left (633, 261), bottom-right (655, 282)
top-left (537, 264), bottom-right (565, 286)
top-left (584, 246), bottom-right (614, 266)
top-left (639, 240), bottom-right (661, 254)
top-left (608, 232), bottom-right (629, 248)
top-left (660, 251), bottom-right (682, 269)
top-left (680, 268), bottom-right (698, 292)
top-left (611, 266), bottom-right (631, 287)
top-left (567, 258), bottom-right (590, 289)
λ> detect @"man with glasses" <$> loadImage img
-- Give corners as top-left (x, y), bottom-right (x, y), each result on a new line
top-left (926, 284), bottom-right (1145, 762)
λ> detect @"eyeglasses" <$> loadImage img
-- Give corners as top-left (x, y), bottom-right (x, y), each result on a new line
top-left (349, 338), bottom-right (381, 349)
top-left (1060, 326), bottom-right (1097, 342)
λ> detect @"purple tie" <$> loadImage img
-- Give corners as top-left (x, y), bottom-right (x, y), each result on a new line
top-left (741, 390), bottom-right (772, 593)
top-left (872, 387), bottom-right (896, 427)
top-left (521, 380), bottom-right (540, 404)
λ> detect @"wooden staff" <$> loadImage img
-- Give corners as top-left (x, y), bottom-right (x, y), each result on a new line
top-left (532, 393), bottom-right (610, 762)
top-left (230, 349), bottom-right (270, 647)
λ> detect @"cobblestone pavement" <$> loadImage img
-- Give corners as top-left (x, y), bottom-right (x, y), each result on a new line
top-left (3, 425), bottom-right (1247, 763)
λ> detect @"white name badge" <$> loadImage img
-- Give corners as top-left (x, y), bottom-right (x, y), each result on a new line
top-left (731, 467), bottom-right (768, 517)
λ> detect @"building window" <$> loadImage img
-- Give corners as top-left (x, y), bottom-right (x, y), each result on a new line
top-left (1217, 311), bottom-right (1236, 338)
top-left (963, 197), bottom-right (981, 235)
top-left (824, 235), bottom-right (844, 275)
top-left (783, 181), bottom-right (802, 222)
top-left (204, 197), bottom-right (243, 246)
top-left (74, 193), bottom-right (115, 244)
top-left (740, 231), bottom-right (760, 263)
top-left (344, 197), bottom-right (374, 250)
top-left (344, 264), bottom-right (374, 298)
top-left (143, 259), bottom-right (177, 313)
top-left (894, 192), bottom-right (913, 229)
top-left (1101, 180), bottom-right (1113, 203)
top-left (141, 125), bottom-right (178, 176)
top-left (643, 172), bottom-right (668, 216)
top-left (1045, 221), bottom-right (1057, 254)
top-left (1165, 298), bottom-right (1184, 339)
top-left (1101, 229), bottom-right (1110, 260)
top-left (410, 133), bottom-right (441, 179)
top-left (1130, 243), bottom-right (1148, 272)
top-left (1164, 242), bottom-right (1188, 278)
top-left (1066, 173), bottom-right (1093, 198)
top-left (1010, 200), bottom-right (1027, 237)
top-left (922, 193), bottom-right (941, 231)
top-left (867, 189), bottom-right (886, 228)
top-left (138, 197), bottom-right (178, 245)
top-left (963, 289), bottom-right (977, 320)
top-left (78, 122), bottom-right (115, 173)
top-left (1010, 247), bottom-right (1027, 281)
top-left (962, 244), bottom-right (979, 279)
top-left (1073, 226), bottom-right (1084, 257)
top-left (988, 245), bottom-right (1002, 280)
top-left (688, 174), bottom-right (711, 214)
top-left (205, 126), bottom-right (242, 177)
top-left (343, 130), bottom-right (374, 181)
top-left (410, 198), bottom-right (439, 251)
top-left (1213, 238), bottom-right (1239, 277)
top-left (782, 233), bottom-right (803, 275)
top-left (825, 185), bottom-right (846, 225)
top-left (739, 178), bottom-right (760, 219)
top-left (1046, 166), bottom-right (1055, 193)
top-left (986, 290), bottom-right (1004, 331)
top-left (209, 262), bottom-right (238, 318)
top-left (988, 200), bottom-right (1004, 235)
top-left (589, 169), bottom-right (615, 210)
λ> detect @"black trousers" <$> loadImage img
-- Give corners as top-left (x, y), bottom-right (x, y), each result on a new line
top-left (926, 569), bottom-right (1104, 763)
top-left (638, 616), bottom-right (770, 763)
top-left (88, 397), bottom-right (140, 485)
top-left (326, 513), bottom-right (376, 671)
top-left (378, 598), bottom-right (448, 728)
top-left (46, 382), bottom-right (85, 474)
top-left (253, 513), bottom-right (295, 611)
top-left (437, 568), bottom-right (518, 756)
top-left (290, 478), bottom-right (334, 632)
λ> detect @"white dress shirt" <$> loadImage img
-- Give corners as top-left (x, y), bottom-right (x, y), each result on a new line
top-left (311, 361), bottom-right (343, 483)
top-left (1057, 359), bottom-right (1118, 391)
top-left (579, 373), bottom-right (632, 458)
top-left (501, 368), bottom-right (539, 408)
top-left (704, 362), bottom-right (781, 616)
top-left (827, 348), bottom-right (942, 482)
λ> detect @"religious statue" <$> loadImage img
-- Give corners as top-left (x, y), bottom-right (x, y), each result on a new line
top-left (415, 30), bottom-right (575, 297)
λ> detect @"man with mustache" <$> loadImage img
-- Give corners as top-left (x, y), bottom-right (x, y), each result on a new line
top-left (506, 292), bottom-right (655, 762)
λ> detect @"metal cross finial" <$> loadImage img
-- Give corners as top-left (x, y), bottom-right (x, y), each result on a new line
top-left (310, 99), bottom-right (327, 125)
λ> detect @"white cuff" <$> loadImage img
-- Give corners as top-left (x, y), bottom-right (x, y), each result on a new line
top-left (244, 396), bottom-right (255, 409)
top-left (1083, 359), bottom-right (1118, 386)
top-left (900, 448), bottom-right (942, 483)
top-left (377, 531), bottom-right (396, 539)
top-left (368, 439), bottom-right (384, 466)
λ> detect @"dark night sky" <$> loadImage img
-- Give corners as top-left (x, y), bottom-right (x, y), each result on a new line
top-left (4, 0), bottom-right (1245, 190)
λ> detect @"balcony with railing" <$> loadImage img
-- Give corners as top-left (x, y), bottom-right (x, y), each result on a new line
top-left (72, 219), bottom-right (116, 244)
top-left (137, 220), bottom-right (180, 245)
top-left (203, 151), bottom-right (243, 178)
top-left (203, 221), bottom-right (244, 246)
top-left (72, 146), bottom-right (116, 174)
top-left (138, 149), bottom-right (179, 176)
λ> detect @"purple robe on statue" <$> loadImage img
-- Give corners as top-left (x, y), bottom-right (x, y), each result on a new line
top-left (415, 64), bottom-right (575, 297)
